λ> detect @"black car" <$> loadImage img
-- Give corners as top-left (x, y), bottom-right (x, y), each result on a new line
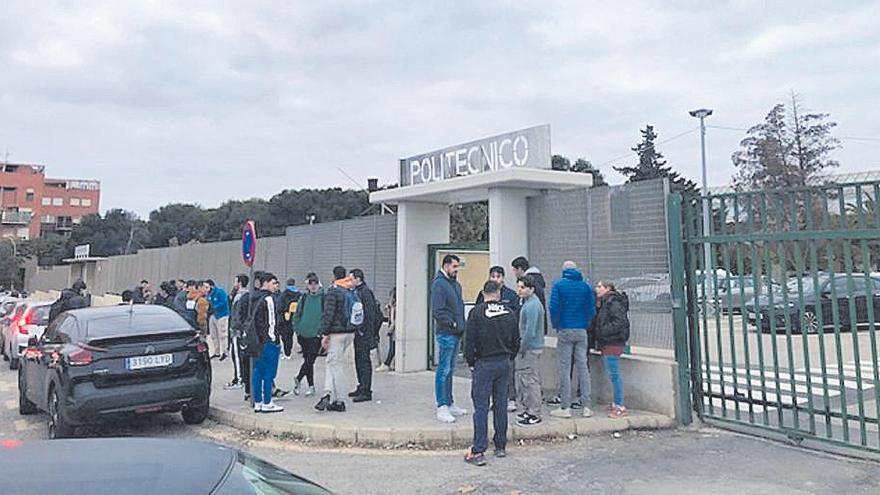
top-left (17, 305), bottom-right (211, 438)
top-left (744, 273), bottom-right (880, 334)
top-left (0, 438), bottom-right (333, 494)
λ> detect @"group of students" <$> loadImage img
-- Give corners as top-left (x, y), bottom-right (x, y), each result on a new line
top-left (430, 255), bottom-right (631, 467)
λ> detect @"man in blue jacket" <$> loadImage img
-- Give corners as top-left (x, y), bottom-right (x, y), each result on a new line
top-left (431, 254), bottom-right (468, 424)
top-left (207, 280), bottom-right (230, 361)
top-left (548, 261), bottom-right (596, 419)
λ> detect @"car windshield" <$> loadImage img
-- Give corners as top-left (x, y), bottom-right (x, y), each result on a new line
top-left (30, 306), bottom-right (50, 325)
top-left (84, 311), bottom-right (192, 340)
top-left (786, 277), bottom-right (820, 294)
top-left (219, 451), bottom-right (332, 495)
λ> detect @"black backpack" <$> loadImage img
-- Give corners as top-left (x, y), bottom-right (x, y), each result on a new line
top-left (238, 294), bottom-right (263, 358)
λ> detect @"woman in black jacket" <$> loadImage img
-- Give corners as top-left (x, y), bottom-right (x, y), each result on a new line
top-left (594, 281), bottom-right (630, 418)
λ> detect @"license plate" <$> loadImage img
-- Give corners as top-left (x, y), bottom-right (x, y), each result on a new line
top-left (126, 353), bottom-right (173, 370)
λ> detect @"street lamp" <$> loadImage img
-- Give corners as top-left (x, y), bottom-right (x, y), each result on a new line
top-left (689, 108), bottom-right (714, 280)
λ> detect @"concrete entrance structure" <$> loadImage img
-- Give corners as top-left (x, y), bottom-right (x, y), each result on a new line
top-left (371, 126), bottom-right (592, 372)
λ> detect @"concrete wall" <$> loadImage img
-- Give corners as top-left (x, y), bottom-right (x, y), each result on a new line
top-left (25, 215), bottom-right (398, 305)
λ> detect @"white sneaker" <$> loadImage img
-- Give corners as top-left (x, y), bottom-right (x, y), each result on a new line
top-left (293, 378), bottom-right (302, 396)
top-left (507, 400), bottom-right (517, 413)
top-left (448, 404), bottom-right (468, 417)
top-left (305, 386), bottom-right (316, 397)
top-left (254, 402), bottom-right (263, 413)
top-left (436, 406), bottom-right (456, 423)
top-left (375, 364), bottom-right (391, 372)
top-left (550, 408), bottom-right (572, 418)
top-left (582, 407), bottom-right (594, 418)
top-left (262, 402), bottom-right (284, 413)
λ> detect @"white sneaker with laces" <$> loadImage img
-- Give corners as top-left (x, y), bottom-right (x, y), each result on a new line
top-left (550, 408), bottom-right (573, 419)
top-left (262, 402), bottom-right (284, 413)
top-left (254, 402), bottom-right (263, 413)
top-left (436, 406), bottom-right (456, 423)
top-left (582, 407), bottom-right (594, 418)
top-left (449, 404), bottom-right (468, 417)
top-left (305, 386), bottom-right (316, 397)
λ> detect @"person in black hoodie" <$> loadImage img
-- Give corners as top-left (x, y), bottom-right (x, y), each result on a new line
top-left (464, 281), bottom-right (521, 467)
top-left (251, 273), bottom-right (284, 414)
top-left (277, 278), bottom-right (302, 359)
top-left (594, 280), bottom-right (630, 419)
top-left (48, 279), bottom-right (89, 324)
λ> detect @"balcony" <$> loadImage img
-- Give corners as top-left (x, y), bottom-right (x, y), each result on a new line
top-left (1, 211), bottom-right (32, 225)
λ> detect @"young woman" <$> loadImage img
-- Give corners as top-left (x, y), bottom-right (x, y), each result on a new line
top-left (594, 281), bottom-right (630, 418)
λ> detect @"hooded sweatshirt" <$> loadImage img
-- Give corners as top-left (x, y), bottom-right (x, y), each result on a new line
top-left (431, 270), bottom-right (466, 336)
top-left (519, 293), bottom-right (545, 352)
top-left (464, 300), bottom-right (521, 367)
top-left (549, 268), bottom-right (596, 331)
top-left (594, 291), bottom-right (630, 347)
top-left (293, 289), bottom-right (324, 339)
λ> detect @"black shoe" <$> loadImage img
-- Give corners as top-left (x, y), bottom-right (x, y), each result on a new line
top-left (464, 449), bottom-right (487, 467)
top-left (348, 389), bottom-right (362, 398)
top-left (517, 414), bottom-right (543, 427)
top-left (219, 353), bottom-right (227, 362)
top-left (328, 401), bottom-right (346, 412)
top-left (352, 393), bottom-right (372, 403)
top-left (315, 395), bottom-right (331, 411)
top-left (516, 411), bottom-right (529, 421)
top-left (546, 396), bottom-right (562, 405)
top-left (244, 394), bottom-right (250, 402)
top-left (571, 401), bottom-right (583, 410)
top-left (273, 388), bottom-right (290, 399)
top-left (494, 449), bottom-right (507, 458)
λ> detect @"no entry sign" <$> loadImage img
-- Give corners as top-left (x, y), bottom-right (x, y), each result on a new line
top-left (241, 221), bottom-right (256, 267)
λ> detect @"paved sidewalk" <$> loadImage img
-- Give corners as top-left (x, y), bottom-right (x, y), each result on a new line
top-left (208, 353), bottom-right (674, 447)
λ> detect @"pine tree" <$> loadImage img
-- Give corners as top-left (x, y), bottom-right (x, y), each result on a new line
top-left (614, 125), bottom-right (697, 192)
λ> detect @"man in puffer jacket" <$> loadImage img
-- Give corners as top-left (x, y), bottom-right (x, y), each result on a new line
top-left (548, 261), bottom-right (596, 419)
top-left (594, 280), bottom-right (630, 419)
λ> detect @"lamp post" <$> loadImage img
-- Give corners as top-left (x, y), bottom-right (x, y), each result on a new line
top-left (689, 108), bottom-right (714, 279)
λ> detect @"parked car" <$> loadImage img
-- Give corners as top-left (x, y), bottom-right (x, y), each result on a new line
top-left (711, 276), bottom-right (781, 315)
top-left (0, 438), bottom-right (333, 495)
top-left (0, 297), bottom-right (21, 360)
top-left (744, 273), bottom-right (880, 334)
top-left (1, 301), bottom-right (28, 365)
top-left (2, 301), bottom-right (51, 370)
top-left (18, 304), bottom-right (211, 439)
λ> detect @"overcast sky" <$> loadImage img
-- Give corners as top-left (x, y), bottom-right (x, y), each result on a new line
top-left (1, 1), bottom-right (878, 217)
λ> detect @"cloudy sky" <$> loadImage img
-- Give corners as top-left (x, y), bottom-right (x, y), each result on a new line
top-left (1, 1), bottom-right (878, 217)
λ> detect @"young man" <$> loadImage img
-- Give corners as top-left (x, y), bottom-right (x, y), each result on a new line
top-left (515, 275), bottom-right (546, 426)
top-left (431, 254), bottom-right (468, 423)
top-left (349, 268), bottom-right (379, 403)
top-left (174, 280), bottom-right (196, 322)
top-left (277, 278), bottom-right (301, 360)
top-left (511, 257), bottom-right (547, 307)
top-left (225, 274), bottom-right (249, 390)
top-left (548, 261), bottom-right (597, 419)
top-left (207, 279), bottom-right (230, 361)
top-left (251, 273), bottom-right (284, 413)
top-left (315, 266), bottom-right (356, 413)
top-left (292, 273), bottom-right (323, 397)
top-left (193, 281), bottom-right (212, 340)
top-left (464, 281), bottom-right (520, 467)
top-left (238, 271), bottom-right (266, 400)
top-left (475, 266), bottom-right (521, 413)
top-left (134, 280), bottom-right (152, 304)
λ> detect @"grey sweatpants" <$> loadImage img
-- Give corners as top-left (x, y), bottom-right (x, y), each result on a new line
top-left (515, 350), bottom-right (543, 417)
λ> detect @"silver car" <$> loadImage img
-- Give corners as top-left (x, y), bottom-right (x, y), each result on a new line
top-left (2, 300), bottom-right (51, 370)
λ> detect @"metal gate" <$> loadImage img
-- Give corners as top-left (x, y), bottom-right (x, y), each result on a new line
top-left (671, 181), bottom-right (880, 456)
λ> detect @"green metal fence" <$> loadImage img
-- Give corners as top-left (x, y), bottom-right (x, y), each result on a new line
top-left (675, 181), bottom-right (880, 455)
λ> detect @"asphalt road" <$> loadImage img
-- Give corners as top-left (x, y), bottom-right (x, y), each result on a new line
top-left (1, 363), bottom-right (879, 494)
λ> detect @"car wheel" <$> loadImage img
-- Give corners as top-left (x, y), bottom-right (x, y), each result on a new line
top-left (47, 387), bottom-right (73, 439)
top-left (182, 402), bottom-right (209, 425)
top-left (801, 310), bottom-right (820, 334)
top-left (18, 370), bottom-right (37, 415)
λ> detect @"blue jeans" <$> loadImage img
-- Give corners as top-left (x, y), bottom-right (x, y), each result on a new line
top-left (471, 357), bottom-right (510, 454)
top-left (605, 355), bottom-right (624, 407)
top-left (252, 342), bottom-right (281, 405)
top-left (434, 333), bottom-right (460, 407)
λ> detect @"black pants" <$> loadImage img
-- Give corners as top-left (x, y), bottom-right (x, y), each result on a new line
top-left (384, 334), bottom-right (396, 367)
top-left (280, 326), bottom-right (294, 357)
top-left (354, 332), bottom-right (373, 395)
top-left (241, 353), bottom-right (252, 395)
top-left (296, 335), bottom-right (322, 387)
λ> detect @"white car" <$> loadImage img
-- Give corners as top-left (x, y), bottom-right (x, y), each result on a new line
top-left (0, 298), bottom-right (22, 361)
top-left (3, 301), bottom-right (51, 370)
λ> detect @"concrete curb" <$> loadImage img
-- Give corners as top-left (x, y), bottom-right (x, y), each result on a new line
top-left (208, 405), bottom-right (676, 449)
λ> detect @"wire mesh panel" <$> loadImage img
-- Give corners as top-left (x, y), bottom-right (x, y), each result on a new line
top-left (682, 182), bottom-right (880, 454)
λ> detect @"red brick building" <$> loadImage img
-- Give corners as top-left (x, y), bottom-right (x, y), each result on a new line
top-left (0, 163), bottom-right (101, 240)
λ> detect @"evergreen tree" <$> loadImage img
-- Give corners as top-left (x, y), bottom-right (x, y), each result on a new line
top-left (732, 93), bottom-right (839, 190)
top-left (614, 125), bottom-right (697, 192)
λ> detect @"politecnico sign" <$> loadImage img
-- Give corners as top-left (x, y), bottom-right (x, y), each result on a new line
top-left (399, 125), bottom-right (551, 186)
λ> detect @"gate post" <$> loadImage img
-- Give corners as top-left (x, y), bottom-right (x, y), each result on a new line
top-left (667, 192), bottom-right (693, 425)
